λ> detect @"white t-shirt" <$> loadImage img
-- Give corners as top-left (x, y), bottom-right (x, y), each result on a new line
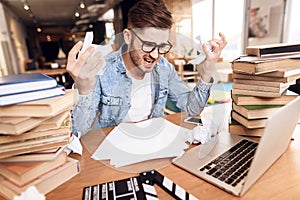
top-left (122, 73), bottom-right (152, 123)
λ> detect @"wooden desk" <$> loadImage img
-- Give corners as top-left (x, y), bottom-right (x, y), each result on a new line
top-left (44, 111), bottom-right (300, 200)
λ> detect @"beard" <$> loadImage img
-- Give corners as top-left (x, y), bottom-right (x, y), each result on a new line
top-left (128, 49), bottom-right (159, 74)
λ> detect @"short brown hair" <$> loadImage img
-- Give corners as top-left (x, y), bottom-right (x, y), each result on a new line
top-left (127, 0), bottom-right (173, 29)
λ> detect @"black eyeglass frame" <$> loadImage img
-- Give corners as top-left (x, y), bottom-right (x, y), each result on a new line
top-left (130, 29), bottom-right (173, 54)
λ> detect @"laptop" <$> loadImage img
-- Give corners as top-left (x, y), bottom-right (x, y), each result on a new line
top-left (172, 97), bottom-right (300, 196)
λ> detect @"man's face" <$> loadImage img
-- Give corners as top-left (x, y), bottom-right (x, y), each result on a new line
top-left (127, 28), bottom-right (171, 73)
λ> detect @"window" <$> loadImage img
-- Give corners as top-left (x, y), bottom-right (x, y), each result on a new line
top-left (286, 0), bottom-right (300, 42)
top-left (192, 0), bottom-right (245, 60)
top-left (105, 22), bottom-right (115, 42)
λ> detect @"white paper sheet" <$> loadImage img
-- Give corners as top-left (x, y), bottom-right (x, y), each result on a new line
top-left (91, 118), bottom-right (190, 167)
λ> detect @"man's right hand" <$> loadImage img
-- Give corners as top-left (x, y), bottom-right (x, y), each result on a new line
top-left (66, 41), bottom-right (105, 95)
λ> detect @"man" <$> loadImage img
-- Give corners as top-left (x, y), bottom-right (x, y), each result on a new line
top-left (67, 0), bottom-right (227, 137)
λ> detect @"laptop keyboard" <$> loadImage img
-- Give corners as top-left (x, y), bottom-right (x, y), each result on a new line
top-left (199, 139), bottom-right (258, 187)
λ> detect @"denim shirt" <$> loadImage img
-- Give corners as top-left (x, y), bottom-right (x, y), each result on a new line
top-left (71, 45), bottom-right (213, 137)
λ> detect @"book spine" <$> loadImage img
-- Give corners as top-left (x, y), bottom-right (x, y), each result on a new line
top-left (246, 48), bottom-right (261, 57)
top-left (232, 89), bottom-right (284, 98)
top-left (232, 83), bottom-right (289, 93)
top-left (232, 73), bottom-right (286, 82)
top-left (229, 123), bottom-right (264, 137)
top-left (0, 177), bottom-right (18, 199)
top-left (36, 158), bottom-right (80, 195)
top-left (246, 44), bottom-right (300, 57)
top-left (231, 111), bottom-right (267, 129)
top-left (0, 85), bottom-right (65, 106)
top-left (0, 158), bottom-right (80, 199)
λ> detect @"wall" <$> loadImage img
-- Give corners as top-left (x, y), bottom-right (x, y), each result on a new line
top-left (248, 0), bottom-right (286, 46)
top-left (6, 6), bottom-right (29, 73)
top-left (0, 3), bottom-right (29, 75)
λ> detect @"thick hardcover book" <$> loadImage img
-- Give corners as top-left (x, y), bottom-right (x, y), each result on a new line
top-left (232, 72), bottom-right (300, 83)
top-left (0, 116), bottom-right (49, 135)
top-left (0, 157), bottom-right (80, 200)
top-left (231, 88), bottom-right (288, 98)
top-left (0, 85), bottom-right (65, 106)
top-left (0, 152), bottom-right (67, 186)
top-left (257, 67), bottom-right (300, 78)
top-left (232, 55), bottom-right (300, 74)
top-left (229, 120), bottom-right (264, 137)
top-left (0, 146), bottom-right (66, 163)
top-left (245, 43), bottom-right (300, 57)
top-left (231, 111), bottom-right (267, 129)
top-left (0, 73), bottom-right (57, 96)
top-left (233, 78), bottom-right (296, 88)
top-left (231, 93), bottom-right (298, 106)
top-left (0, 128), bottom-right (70, 159)
top-left (232, 102), bottom-right (282, 119)
top-left (232, 83), bottom-right (290, 93)
top-left (0, 90), bottom-right (73, 117)
top-left (0, 127), bottom-right (70, 145)
top-left (30, 109), bottom-right (70, 132)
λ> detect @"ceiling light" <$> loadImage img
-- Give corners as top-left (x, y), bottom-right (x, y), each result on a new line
top-left (23, 3), bottom-right (30, 10)
top-left (75, 11), bottom-right (80, 17)
top-left (46, 35), bottom-right (51, 42)
top-left (79, 1), bottom-right (86, 9)
top-left (36, 27), bottom-right (42, 32)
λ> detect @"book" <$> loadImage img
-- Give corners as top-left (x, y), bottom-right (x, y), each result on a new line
top-left (0, 90), bottom-right (73, 117)
top-left (232, 102), bottom-right (282, 119)
top-left (231, 92), bottom-right (298, 106)
top-left (258, 67), bottom-right (300, 78)
top-left (245, 43), bottom-right (300, 57)
top-left (229, 120), bottom-right (264, 137)
top-left (232, 83), bottom-right (290, 93)
top-left (0, 73), bottom-right (57, 96)
top-left (233, 79), bottom-right (296, 88)
top-left (0, 116), bottom-right (49, 135)
top-left (0, 152), bottom-right (67, 186)
top-left (0, 146), bottom-right (66, 163)
top-left (232, 71), bottom-right (300, 83)
top-left (0, 128), bottom-right (70, 159)
top-left (30, 109), bottom-right (70, 132)
top-left (231, 88), bottom-right (288, 98)
top-left (231, 111), bottom-right (267, 129)
top-left (232, 55), bottom-right (300, 74)
top-left (0, 85), bottom-right (65, 106)
top-left (0, 127), bottom-right (70, 145)
top-left (0, 157), bottom-right (80, 200)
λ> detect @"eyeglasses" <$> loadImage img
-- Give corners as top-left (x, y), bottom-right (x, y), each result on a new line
top-left (130, 30), bottom-right (173, 54)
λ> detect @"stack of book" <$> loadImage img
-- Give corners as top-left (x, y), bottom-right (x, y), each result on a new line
top-left (230, 43), bottom-right (300, 137)
top-left (0, 73), bottom-right (80, 199)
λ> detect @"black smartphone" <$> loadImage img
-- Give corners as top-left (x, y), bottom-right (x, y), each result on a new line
top-left (184, 117), bottom-right (203, 125)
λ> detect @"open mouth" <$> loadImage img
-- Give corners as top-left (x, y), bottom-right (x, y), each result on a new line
top-left (143, 56), bottom-right (155, 65)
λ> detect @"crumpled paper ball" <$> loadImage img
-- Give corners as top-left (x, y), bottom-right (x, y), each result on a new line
top-left (190, 120), bottom-right (220, 144)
